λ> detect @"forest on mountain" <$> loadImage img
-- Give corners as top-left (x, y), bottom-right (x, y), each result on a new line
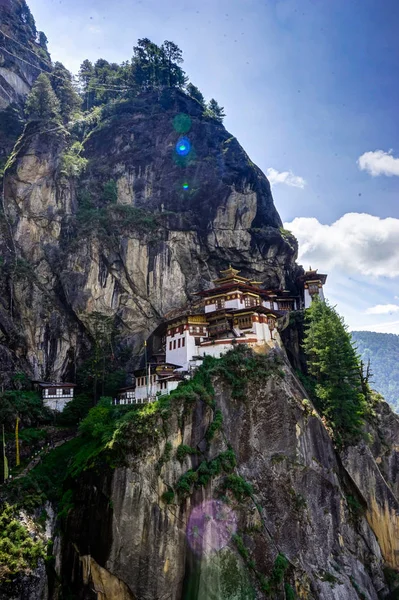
top-left (351, 330), bottom-right (399, 411)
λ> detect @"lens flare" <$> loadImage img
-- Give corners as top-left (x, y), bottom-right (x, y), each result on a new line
top-left (182, 183), bottom-right (189, 190)
top-left (173, 113), bottom-right (192, 133)
top-left (176, 137), bottom-right (191, 157)
top-left (187, 500), bottom-right (237, 557)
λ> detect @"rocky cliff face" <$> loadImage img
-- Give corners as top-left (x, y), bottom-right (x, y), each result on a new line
top-left (0, 0), bottom-right (50, 166)
top-left (0, 89), bottom-right (300, 384)
top-left (54, 349), bottom-right (399, 600)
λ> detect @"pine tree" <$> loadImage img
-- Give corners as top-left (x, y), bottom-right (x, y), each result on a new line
top-left (186, 83), bottom-right (205, 106)
top-left (206, 98), bottom-right (225, 122)
top-left (51, 62), bottom-right (81, 122)
top-left (303, 299), bottom-right (367, 444)
top-left (161, 41), bottom-right (187, 88)
top-left (25, 73), bottom-right (61, 122)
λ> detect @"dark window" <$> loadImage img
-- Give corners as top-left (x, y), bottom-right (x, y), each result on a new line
top-left (182, 337), bottom-right (185, 347)
top-left (178, 338), bottom-right (181, 348)
top-left (173, 340), bottom-right (176, 349)
top-left (169, 341), bottom-right (172, 350)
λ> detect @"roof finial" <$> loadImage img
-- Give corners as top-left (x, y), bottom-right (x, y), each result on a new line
top-left (309, 265), bottom-right (312, 271)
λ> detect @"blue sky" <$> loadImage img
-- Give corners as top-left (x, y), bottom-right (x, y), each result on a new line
top-left (27, 0), bottom-right (399, 333)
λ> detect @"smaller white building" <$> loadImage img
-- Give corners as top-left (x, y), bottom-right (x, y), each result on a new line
top-left (115, 386), bottom-right (136, 405)
top-left (118, 364), bottom-right (183, 405)
top-left (34, 382), bottom-right (76, 412)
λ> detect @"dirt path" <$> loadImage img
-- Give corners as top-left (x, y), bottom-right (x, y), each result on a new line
top-left (13, 434), bottom-right (76, 480)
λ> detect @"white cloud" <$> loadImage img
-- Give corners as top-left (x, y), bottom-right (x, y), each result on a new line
top-left (284, 213), bottom-right (399, 278)
top-left (357, 149), bottom-right (399, 177)
top-left (266, 167), bottom-right (306, 189)
top-left (365, 304), bottom-right (399, 315)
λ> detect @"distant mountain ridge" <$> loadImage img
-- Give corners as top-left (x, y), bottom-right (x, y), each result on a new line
top-left (351, 330), bottom-right (399, 411)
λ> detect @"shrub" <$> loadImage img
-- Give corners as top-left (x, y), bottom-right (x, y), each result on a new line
top-left (0, 504), bottom-right (46, 579)
top-left (161, 489), bottom-right (175, 504)
top-left (220, 475), bottom-right (253, 502)
top-left (205, 409), bottom-right (223, 442)
top-left (176, 444), bottom-right (197, 462)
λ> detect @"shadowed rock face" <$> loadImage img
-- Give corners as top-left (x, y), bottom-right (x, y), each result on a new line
top-left (0, 91), bottom-right (301, 383)
top-left (0, 0), bottom-right (51, 163)
top-left (57, 354), bottom-right (399, 600)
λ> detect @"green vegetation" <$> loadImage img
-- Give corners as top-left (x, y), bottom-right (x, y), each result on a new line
top-left (205, 409), bottom-right (223, 441)
top-left (102, 179), bottom-right (118, 204)
top-left (303, 300), bottom-right (369, 445)
top-left (76, 38), bottom-right (224, 120)
top-left (351, 330), bottom-right (399, 412)
top-left (205, 98), bottom-right (226, 122)
top-left (55, 393), bottom-right (92, 426)
top-left (73, 190), bottom-right (158, 240)
top-left (77, 312), bottom-right (126, 401)
top-left (60, 141), bottom-right (87, 178)
top-left (50, 62), bottom-right (81, 122)
top-left (232, 536), bottom-right (292, 598)
top-left (186, 83), bottom-right (205, 106)
top-left (0, 504), bottom-right (46, 580)
top-left (350, 576), bottom-right (367, 599)
top-left (176, 444), bottom-right (197, 462)
top-left (161, 489), bottom-right (175, 504)
top-left (175, 449), bottom-right (237, 498)
top-left (0, 390), bottom-right (51, 430)
top-left (212, 345), bottom-right (285, 400)
top-left (156, 441), bottom-right (173, 473)
top-left (25, 73), bottom-right (61, 122)
top-left (220, 475), bottom-right (254, 502)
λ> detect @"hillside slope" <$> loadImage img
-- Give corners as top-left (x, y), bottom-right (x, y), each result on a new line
top-left (352, 331), bottom-right (399, 411)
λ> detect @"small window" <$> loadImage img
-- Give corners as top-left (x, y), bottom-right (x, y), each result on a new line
top-left (182, 337), bottom-right (185, 347)
top-left (169, 341), bottom-right (172, 350)
top-left (178, 338), bottom-right (181, 348)
top-left (62, 389), bottom-right (69, 395)
top-left (173, 340), bottom-right (176, 349)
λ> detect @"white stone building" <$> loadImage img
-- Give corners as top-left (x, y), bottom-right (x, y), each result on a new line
top-left (34, 382), bottom-right (76, 412)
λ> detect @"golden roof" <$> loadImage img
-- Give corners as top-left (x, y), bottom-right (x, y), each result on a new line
top-left (213, 265), bottom-right (252, 286)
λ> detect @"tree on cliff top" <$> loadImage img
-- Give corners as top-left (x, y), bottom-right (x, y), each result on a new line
top-left (186, 83), bottom-right (205, 107)
top-left (25, 73), bottom-right (61, 122)
top-left (303, 299), bottom-right (367, 444)
top-left (206, 98), bottom-right (225, 123)
top-left (51, 62), bottom-right (81, 122)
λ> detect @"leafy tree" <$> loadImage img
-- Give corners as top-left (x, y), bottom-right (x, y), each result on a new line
top-left (186, 83), bottom-right (205, 106)
top-left (132, 38), bottom-right (163, 89)
top-left (25, 73), bottom-right (61, 122)
top-left (303, 299), bottom-right (367, 444)
top-left (60, 141), bottom-right (88, 178)
top-left (51, 62), bottom-right (81, 122)
top-left (206, 98), bottom-right (225, 122)
top-left (38, 31), bottom-right (48, 49)
top-left (131, 38), bottom-right (186, 90)
top-left (161, 40), bottom-right (187, 87)
top-left (78, 312), bottom-right (119, 402)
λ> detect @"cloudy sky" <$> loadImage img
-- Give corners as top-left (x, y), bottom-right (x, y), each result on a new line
top-left (26, 0), bottom-right (399, 333)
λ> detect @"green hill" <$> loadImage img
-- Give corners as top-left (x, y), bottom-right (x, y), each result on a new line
top-left (351, 330), bottom-right (399, 411)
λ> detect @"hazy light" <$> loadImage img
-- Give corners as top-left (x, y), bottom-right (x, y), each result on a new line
top-left (187, 500), bottom-right (237, 556)
top-left (173, 113), bottom-right (192, 133)
top-left (176, 137), bottom-right (191, 157)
